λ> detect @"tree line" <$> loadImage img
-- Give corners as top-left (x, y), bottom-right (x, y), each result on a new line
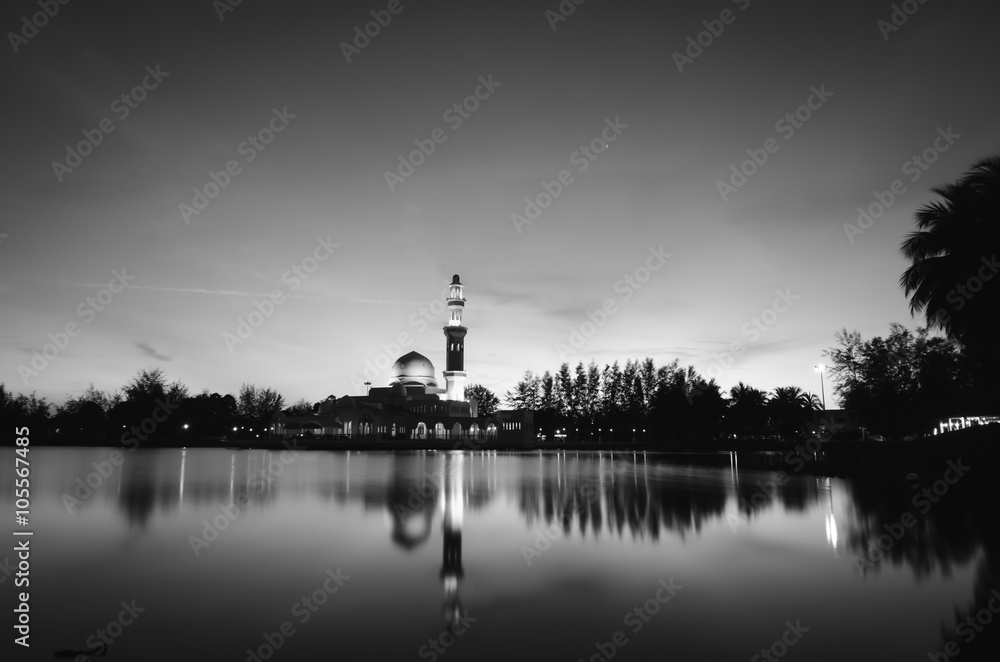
top-left (502, 358), bottom-right (823, 443)
top-left (0, 369), bottom-right (507, 444)
top-left (0, 368), bottom-right (290, 443)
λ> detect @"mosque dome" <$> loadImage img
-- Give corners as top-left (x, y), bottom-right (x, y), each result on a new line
top-left (390, 351), bottom-right (438, 388)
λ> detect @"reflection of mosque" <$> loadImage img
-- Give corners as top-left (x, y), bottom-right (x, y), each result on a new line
top-left (384, 452), bottom-right (483, 625)
top-left (440, 455), bottom-right (465, 625)
top-left (112, 449), bottom-right (832, 542)
top-left (271, 275), bottom-right (532, 445)
top-left (109, 447), bottom-right (999, 652)
top-left (77, 438), bottom-right (1000, 657)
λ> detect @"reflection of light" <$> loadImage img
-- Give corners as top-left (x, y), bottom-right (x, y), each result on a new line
top-left (443, 456), bottom-right (465, 528)
top-left (819, 477), bottom-right (838, 557)
top-left (179, 448), bottom-right (186, 504)
top-left (825, 512), bottom-right (839, 556)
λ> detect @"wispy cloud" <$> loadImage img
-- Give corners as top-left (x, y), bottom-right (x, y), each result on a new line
top-left (73, 283), bottom-right (325, 300)
top-left (347, 298), bottom-right (424, 305)
top-left (135, 342), bottom-right (171, 362)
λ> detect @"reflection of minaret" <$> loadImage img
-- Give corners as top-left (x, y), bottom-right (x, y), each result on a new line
top-left (440, 453), bottom-right (465, 625)
top-left (442, 275), bottom-right (467, 402)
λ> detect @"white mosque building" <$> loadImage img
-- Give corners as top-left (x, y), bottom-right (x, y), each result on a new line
top-left (271, 275), bottom-right (532, 445)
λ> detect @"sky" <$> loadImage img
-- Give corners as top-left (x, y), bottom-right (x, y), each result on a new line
top-left (1, 0), bottom-right (998, 408)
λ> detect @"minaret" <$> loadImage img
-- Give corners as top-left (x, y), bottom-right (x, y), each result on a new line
top-left (442, 274), bottom-right (467, 402)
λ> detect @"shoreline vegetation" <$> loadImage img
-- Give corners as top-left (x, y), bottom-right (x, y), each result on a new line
top-left (12, 426), bottom-right (997, 481)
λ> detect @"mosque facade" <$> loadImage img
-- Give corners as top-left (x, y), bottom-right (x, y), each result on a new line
top-left (271, 275), bottom-right (533, 445)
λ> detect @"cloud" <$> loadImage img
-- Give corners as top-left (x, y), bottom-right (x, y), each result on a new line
top-left (135, 342), bottom-right (171, 362)
top-left (347, 298), bottom-right (424, 305)
top-left (74, 283), bottom-right (325, 300)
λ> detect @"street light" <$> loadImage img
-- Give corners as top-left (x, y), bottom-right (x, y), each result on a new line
top-left (814, 364), bottom-right (826, 410)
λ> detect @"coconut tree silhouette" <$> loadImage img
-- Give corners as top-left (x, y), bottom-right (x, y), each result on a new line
top-left (900, 155), bottom-right (1000, 405)
top-left (727, 382), bottom-right (769, 436)
top-left (767, 386), bottom-right (820, 439)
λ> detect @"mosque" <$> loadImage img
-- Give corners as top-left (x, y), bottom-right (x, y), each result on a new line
top-left (271, 275), bottom-right (533, 445)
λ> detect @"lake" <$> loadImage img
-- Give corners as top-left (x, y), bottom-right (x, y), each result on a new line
top-left (3, 446), bottom-right (996, 661)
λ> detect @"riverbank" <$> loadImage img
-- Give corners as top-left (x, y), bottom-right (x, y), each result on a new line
top-left (15, 426), bottom-right (997, 479)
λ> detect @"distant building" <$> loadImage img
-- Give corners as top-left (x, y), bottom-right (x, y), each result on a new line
top-left (933, 415), bottom-right (1000, 435)
top-left (806, 409), bottom-right (864, 439)
top-left (271, 275), bottom-right (533, 445)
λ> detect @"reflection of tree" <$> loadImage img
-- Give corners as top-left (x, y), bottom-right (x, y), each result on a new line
top-left (107, 446), bottom-right (999, 656)
top-left (517, 454), bottom-right (729, 540)
top-left (114, 449), bottom-right (282, 526)
top-left (776, 476), bottom-right (815, 513)
top-left (844, 474), bottom-right (981, 579)
top-left (119, 476), bottom-right (156, 527)
top-left (842, 455), bottom-right (1000, 656)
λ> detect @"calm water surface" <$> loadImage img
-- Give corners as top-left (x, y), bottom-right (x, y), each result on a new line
top-left (2, 447), bottom-right (993, 661)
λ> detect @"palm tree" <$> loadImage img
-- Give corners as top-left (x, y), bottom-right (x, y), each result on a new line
top-left (899, 155), bottom-right (1000, 398)
top-left (727, 382), bottom-right (769, 436)
top-left (767, 387), bottom-right (818, 439)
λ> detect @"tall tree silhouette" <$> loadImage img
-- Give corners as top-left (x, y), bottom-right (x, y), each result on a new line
top-left (767, 386), bottom-right (820, 439)
top-left (900, 155), bottom-right (1000, 403)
